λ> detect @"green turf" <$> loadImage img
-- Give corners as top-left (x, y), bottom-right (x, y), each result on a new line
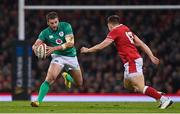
top-left (0, 101), bottom-right (179, 113)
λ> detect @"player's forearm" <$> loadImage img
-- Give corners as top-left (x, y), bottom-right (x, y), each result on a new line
top-left (87, 39), bottom-right (113, 53)
top-left (63, 42), bottom-right (74, 49)
top-left (54, 35), bottom-right (74, 51)
top-left (140, 43), bottom-right (154, 58)
top-left (87, 44), bottom-right (103, 53)
top-left (54, 42), bottom-right (74, 51)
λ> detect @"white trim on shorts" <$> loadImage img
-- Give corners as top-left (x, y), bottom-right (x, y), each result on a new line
top-left (124, 58), bottom-right (143, 79)
top-left (51, 54), bottom-right (80, 71)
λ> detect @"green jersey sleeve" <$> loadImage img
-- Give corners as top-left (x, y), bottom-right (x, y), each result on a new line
top-left (38, 31), bottom-right (46, 41)
top-left (64, 22), bottom-right (73, 36)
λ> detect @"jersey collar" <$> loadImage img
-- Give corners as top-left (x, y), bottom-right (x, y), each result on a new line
top-left (113, 24), bottom-right (123, 30)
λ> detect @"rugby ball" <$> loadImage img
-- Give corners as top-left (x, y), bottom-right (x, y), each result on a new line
top-left (36, 43), bottom-right (47, 59)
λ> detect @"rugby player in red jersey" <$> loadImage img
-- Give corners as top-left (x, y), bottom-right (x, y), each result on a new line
top-left (81, 15), bottom-right (173, 109)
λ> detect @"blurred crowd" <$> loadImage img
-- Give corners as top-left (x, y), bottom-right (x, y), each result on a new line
top-left (0, 0), bottom-right (180, 94)
top-left (27, 10), bottom-right (180, 94)
top-left (0, 0), bottom-right (17, 92)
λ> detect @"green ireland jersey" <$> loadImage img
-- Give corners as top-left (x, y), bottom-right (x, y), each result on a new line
top-left (38, 22), bottom-right (76, 57)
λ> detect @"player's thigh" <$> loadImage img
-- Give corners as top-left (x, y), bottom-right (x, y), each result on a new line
top-left (45, 63), bottom-right (63, 84)
top-left (69, 68), bottom-right (83, 86)
top-left (124, 74), bottom-right (145, 91)
top-left (124, 58), bottom-right (144, 92)
top-left (127, 74), bottom-right (145, 92)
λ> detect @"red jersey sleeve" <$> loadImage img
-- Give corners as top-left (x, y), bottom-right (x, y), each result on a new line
top-left (106, 29), bottom-right (118, 41)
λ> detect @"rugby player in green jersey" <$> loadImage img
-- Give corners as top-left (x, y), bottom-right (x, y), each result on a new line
top-left (31, 12), bottom-right (83, 107)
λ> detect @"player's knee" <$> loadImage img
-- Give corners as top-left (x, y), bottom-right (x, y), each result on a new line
top-left (46, 72), bottom-right (57, 84)
top-left (45, 77), bottom-right (55, 84)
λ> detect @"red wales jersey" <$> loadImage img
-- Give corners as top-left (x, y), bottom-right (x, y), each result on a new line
top-left (106, 24), bottom-right (141, 64)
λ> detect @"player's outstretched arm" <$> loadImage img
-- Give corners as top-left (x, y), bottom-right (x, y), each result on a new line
top-left (134, 35), bottom-right (160, 65)
top-left (81, 38), bottom-right (113, 53)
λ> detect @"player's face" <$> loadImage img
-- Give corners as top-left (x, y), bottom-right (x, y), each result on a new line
top-left (107, 23), bottom-right (113, 31)
top-left (47, 18), bottom-right (59, 31)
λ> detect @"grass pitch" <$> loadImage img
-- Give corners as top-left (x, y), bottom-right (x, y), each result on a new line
top-left (0, 101), bottom-right (179, 113)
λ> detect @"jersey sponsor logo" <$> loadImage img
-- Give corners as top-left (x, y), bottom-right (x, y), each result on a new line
top-left (49, 35), bottom-right (54, 39)
top-left (56, 39), bottom-right (63, 44)
top-left (59, 31), bottom-right (64, 37)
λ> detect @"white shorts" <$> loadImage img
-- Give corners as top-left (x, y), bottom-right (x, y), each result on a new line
top-left (51, 54), bottom-right (80, 71)
top-left (124, 58), bottom-right (143, 79)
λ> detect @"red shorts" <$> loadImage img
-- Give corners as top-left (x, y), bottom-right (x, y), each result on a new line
top-left (124, 58), bottom-right (143, 78)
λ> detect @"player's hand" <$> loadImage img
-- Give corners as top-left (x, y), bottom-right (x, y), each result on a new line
top-left (46, 46), bottom-right (55, 57)
top-left (32, 45), bottom-right (39, 56)
top-left (150, 56), bottom-right (160, 65)
top-left (80, 47), bottom-right (89, 53)
top-left (32, 45), bottom-right (37, 55)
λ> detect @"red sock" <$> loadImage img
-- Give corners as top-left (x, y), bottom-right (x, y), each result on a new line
top-left (143, 86), bottom-right (162, 100)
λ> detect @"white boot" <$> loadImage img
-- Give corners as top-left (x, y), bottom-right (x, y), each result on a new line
top-left (159, 96), bottom-right (173, 109)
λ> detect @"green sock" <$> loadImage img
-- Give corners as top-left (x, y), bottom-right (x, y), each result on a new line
top-left (37, 81), bottom-right (50, 102)
top-left (66, 73), bottom-right (74, 83)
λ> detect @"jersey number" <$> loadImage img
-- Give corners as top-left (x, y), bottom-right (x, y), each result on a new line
top-left (125, 32), bottom-right (134, 44)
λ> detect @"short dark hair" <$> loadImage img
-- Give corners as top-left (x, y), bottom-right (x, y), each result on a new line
top-left (107, 15), bottom-right (120, 25)
top-left (46, 12), bottom-right (58, 21)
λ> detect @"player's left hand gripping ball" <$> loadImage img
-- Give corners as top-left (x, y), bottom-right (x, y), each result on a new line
top-left (36, 43), bottom-right (47, 59)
